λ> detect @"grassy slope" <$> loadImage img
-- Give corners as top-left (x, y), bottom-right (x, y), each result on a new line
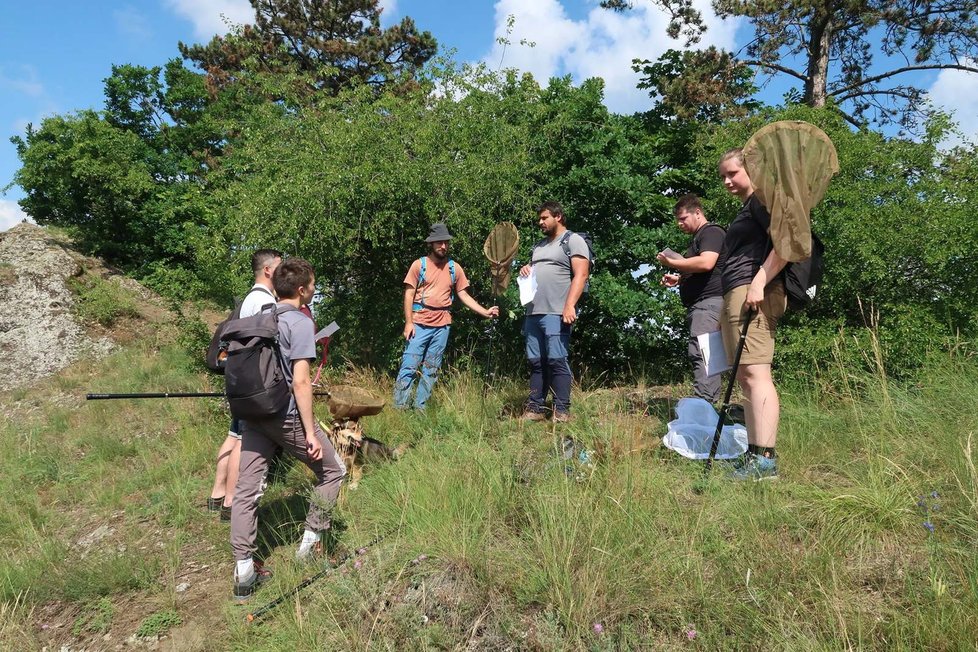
top-left (2, 321), bottom-right (977, 651)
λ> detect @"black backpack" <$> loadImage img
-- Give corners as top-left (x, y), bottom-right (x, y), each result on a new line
top-left (782, 234), bottom-right (825, 310)
top-left (221, 304), bottom-right (297, 420)
top-left (206, 286), bottom-right (275, 373)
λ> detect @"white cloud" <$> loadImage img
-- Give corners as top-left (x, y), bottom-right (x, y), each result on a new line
top-left (164, 0), bottom-right (255, 40)
top-left (927, 61), bottom-right (978, 148)
top-left (0, 64), bottom-right (45, 98)
top-left (483, 0), bottom-right (740, 114)
top-left (115, 6), bottom-right (154, 42)
top-left (0, 200), bottom-right (31, 232)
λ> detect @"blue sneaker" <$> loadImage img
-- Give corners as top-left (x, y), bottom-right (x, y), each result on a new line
top-left (730, 453), bottom-right (778, 481)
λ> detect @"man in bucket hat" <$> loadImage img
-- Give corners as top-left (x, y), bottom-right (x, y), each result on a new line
top-left (394, 222), bottom-right (499, 410)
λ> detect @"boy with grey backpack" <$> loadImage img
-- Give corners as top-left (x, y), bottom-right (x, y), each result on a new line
top-left (227, 258), bottom-right (346, 601)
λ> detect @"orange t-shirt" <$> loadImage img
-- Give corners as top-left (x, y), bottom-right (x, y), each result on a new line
top-left (403, 257), bottom-right (470, 327)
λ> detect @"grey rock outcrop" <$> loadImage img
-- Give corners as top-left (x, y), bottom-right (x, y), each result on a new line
top-left (0, 223), bottom-right (114, 391)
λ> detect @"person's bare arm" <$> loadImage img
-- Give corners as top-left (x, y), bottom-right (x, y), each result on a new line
top-left (402, 285), bottom-right (415, 340)
top-left (456, 288), bottom-right (499, 318)
top-left (746, 248), bottom-right (788, 308)
top-left (561, 256), bottom-right (590, 324)
top-left (657, 251), bottom-right (719, 274)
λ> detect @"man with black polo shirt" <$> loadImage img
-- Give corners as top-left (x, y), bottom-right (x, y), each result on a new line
top-left (658, 194), bottom-right (725, 403)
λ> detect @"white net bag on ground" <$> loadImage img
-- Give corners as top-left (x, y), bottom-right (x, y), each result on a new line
top-left (662, 398), bottom-right (748, 460)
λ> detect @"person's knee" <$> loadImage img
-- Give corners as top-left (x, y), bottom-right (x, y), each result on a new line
top-left (549, 356), bottom-right (571, 376)
top-left (738, 365), bottom-right (773, 389)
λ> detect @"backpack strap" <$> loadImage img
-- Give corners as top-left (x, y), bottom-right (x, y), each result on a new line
top-left (412, 257), bottom-right (455, 312)
top-left (559, 230), bottom-right (574, 260)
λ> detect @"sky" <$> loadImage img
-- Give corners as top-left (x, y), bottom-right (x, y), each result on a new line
top-left (2, 0), bottom-right (976, 231)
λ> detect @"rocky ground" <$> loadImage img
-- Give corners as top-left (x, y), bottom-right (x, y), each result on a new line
top-left (0, 223), bottom-right (165, 392)
top-left (0, 224), bottom-right (108, 391)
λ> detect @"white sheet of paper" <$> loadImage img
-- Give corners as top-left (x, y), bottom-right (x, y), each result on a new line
top-left (314, 321), bottom-right (340, 341)
top-left (517, 268), bottom-right (538, 306)
top-left (697, 330), bottom-right (731, 377)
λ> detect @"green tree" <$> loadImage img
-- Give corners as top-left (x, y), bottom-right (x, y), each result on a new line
top-left (179, 0), bottom-right (437, 99)
top-left (10, 63), bottom-right (217, 284)
top-left (603, 0), bottom-right (978, 129)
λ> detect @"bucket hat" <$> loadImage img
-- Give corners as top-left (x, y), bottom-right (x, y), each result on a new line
top-left (425, 222), bottom-right (454, 243)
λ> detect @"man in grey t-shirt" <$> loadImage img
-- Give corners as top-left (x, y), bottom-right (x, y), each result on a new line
top-left (518, 201), bottom-right (590, 422)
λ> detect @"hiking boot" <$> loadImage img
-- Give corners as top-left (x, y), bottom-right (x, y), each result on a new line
top-left (520, 410), bottom-right (547, 422)
top-left (207, 496), bottom-right (224, 512)
top-left (233, 561), bottom-right (272, 602)
top-left (552, 412), bottom-right (572, 424)
top-left (220, 504), bottom-right (232, 522)
top-left (730, 453), bottom-right (778, 481)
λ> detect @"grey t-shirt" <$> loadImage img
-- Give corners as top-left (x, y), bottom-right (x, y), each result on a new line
top-left (528, 232), bottom-right (589, 315)
top-left (276, 305), bottom-right (316, 413)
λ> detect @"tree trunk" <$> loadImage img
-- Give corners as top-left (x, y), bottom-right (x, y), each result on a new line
top-left (804, 8), bottom-right (833, 107)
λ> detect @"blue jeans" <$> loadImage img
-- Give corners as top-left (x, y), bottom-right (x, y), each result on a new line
top-left (524, 314), bottom-right (573, 414)
top-left (393, 324), bottom-right (450, 410)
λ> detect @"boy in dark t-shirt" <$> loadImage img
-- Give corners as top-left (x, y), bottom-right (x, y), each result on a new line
top-left (658, 194), bottom-right (725, 402)
top-left (229, 258), bottom-right (346, 601)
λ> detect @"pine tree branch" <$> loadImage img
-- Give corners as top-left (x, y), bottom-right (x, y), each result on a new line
top-left (830, 63), bottom-right (978, 97)
top-left (741, 59), bottom-right (809, 83)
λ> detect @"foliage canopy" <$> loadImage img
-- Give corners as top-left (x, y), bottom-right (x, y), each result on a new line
top-left (9, 4), bottom-right (978, 382)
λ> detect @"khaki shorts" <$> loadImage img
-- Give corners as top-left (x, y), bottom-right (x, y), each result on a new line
top-left (721, 281), bottom-right (787, 366)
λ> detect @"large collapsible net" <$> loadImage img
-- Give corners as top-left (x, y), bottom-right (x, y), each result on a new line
top-left (483, 222), bottom-right (520, 296)
top-left (743, 121), bottom-right (839, 262)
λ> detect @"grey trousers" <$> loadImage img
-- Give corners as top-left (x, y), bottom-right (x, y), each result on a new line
top-left (231, 413), bottom-right (346, 561)
top-left (687, 296), bottom-right (724, 404)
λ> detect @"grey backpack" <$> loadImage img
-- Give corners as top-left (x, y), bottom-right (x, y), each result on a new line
top-left (221, 304), bottom-right (297, 420)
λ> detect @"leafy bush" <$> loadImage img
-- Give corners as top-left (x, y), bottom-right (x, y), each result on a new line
top-left (68, 274), bottom-right (140, 327)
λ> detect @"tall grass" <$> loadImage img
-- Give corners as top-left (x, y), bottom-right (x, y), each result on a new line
top-left (3, 327), bottom-right (977, 650)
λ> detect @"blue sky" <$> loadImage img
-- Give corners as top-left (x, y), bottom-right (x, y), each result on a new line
top-left (2, 0), bottom-right (976, 231)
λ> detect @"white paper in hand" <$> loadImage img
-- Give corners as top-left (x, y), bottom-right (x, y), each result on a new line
top-left (314, 321), bottom-right (340, 341)
top-left (517, 268), bottom-right (538, 306)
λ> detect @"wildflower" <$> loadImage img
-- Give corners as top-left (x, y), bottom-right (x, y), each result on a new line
top-left (931, 491), bottom-right (939, 499)
top-left (418, 554), bottom-right (428, 562)
top-left (685, 625), bottom-right (697, 640)
top-left (592, 623), bottom-right (604, 634)
top-left (357, 547), bottom-right (368, 555)
top-left (354, 558), bottom-right (364, 570)
top-left (922, 521), bottom-right (935, 534)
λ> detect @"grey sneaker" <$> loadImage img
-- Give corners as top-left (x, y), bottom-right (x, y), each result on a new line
top-left (730, 453), bottom-right (778, 481)
top-left (233, 561), bottom-right (272, 602)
